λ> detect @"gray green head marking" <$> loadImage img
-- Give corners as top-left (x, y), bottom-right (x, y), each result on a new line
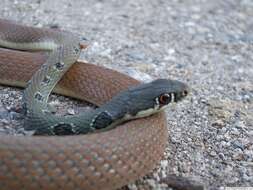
top-left (102, 78), bottom-right (189, 123)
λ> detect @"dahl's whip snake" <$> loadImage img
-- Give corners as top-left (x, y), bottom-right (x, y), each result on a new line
top-left (0, 19), bottom-right (188, 190)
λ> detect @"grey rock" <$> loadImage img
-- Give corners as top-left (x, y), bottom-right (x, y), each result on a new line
top-left (0, 110), bottom-right (9, 120)
top-left (232, 140), bottom-right (245, 150)
top-left (126, 51), bottom-right (146, 61)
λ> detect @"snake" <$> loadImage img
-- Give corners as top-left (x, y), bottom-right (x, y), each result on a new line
top-left (0, 18), bottom-right (188, 190)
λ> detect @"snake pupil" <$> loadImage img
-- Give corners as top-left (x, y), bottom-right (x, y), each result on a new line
top-left (158, 93), bottom-right (171, 105)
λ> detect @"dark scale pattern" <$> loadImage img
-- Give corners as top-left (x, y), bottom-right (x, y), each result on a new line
top-left (90, 111), bottom-right (113, 129)
top-left (52, 123), bottom-right (76, 135)
top-left (54, 62), bottom-right (64, 70)
top-left (73, 46), bottom-right (80, 54)
top-left (34, 92), bottom-right (44, 101)
top-left (42, 75), bottom-right (51, 84)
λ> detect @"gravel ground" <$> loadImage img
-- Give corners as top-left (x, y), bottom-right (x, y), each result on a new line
top-left (0, 0), bottom-right (253, 189)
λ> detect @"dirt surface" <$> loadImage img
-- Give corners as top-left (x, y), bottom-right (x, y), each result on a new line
top-left (0, 0), bottom-right (252, 189)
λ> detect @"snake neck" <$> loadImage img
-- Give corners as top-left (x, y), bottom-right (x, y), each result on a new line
top-left (20, 32), bottom-right (85, 134)
top-left (18, 31), bottom-right (130, 136)
top-left (24, 94), bottom-right (129, 135)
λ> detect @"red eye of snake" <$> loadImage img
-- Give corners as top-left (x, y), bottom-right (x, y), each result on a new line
top-left (158, 93), bottom-right (171, 105)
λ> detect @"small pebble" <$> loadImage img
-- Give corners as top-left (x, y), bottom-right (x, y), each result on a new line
top-left (67, 108), bottom-right (75, 115)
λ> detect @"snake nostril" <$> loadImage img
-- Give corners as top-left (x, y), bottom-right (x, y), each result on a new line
top-left (182, 90), bottom-right (188, 96)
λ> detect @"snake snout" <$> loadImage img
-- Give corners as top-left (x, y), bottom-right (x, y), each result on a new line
top-left (173, 82), bottom-right (189, 102)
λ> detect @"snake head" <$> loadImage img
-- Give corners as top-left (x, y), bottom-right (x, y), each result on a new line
top-left (123, 79), bottom-right (189, 119)
top-left (96, 79), bottom-right (189, 129)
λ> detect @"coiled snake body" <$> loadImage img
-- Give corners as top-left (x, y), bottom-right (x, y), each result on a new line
top-left (0, 19), bottom-right (188, 190)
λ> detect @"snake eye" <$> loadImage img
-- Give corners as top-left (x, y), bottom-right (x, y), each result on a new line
top-left (158, 93), bottom-right (171, 105)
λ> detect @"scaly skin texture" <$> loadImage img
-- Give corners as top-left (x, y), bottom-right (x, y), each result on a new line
top-left (0, 46), bottom-right (168, 190)
top-left (0, 18), bottom-right (87, 134)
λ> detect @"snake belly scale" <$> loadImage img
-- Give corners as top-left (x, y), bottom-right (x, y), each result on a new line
top-left (0, 19), bottom-right (188, 190)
